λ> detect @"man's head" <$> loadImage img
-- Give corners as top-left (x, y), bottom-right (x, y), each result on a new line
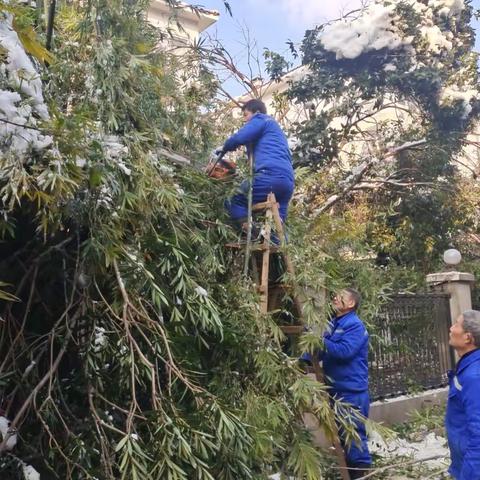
top-left (449, 310), bottom-right (480, 356)
top-left (332, 288), bottom-right (361, 316)
top-left (242, 99), bottom-right (267, 122)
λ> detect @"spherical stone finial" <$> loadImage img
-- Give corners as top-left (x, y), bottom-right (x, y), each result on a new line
top-left (443, 248), bottom-right (462, 266)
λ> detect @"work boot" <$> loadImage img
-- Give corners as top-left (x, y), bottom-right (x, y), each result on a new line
top-left (348, 463), bottom-right (371, 479)
top-left (233, 219), bottom-right (263, 243)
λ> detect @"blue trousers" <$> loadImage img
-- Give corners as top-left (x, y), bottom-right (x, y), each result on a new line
top-left (226, 173), bottom-right (294, 222)
top-left (332, 390), bottom-right (372, 467)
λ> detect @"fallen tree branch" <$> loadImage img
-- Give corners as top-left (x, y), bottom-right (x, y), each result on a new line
top-left (349, 454), bottom-right (447, 479)
top-left (0, 340), bottom-right (69, 454)
top-left (312, 139), bottom-right (427, 215)
top-left (0, 117), bottom-right (42, 131)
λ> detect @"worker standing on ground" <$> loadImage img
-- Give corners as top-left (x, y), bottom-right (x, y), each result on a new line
top-left (218, 99), bottom-right (294, 232)
top-left (445, 310), bottom-right (480, 480)
top-left (302, 288), bottom-right (372, 479)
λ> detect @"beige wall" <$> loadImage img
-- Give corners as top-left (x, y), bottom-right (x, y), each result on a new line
top-left (147, 1), bottom-right (218, 49)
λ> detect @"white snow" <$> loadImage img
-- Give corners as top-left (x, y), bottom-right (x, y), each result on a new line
top-left (0, 13), bottom-right (52, 155)
top-left (0, 15), bottom-right (48, 119)
top-left (0, 416), bottom-right (17, 451)
top-left (103, 135), bottom-right (131, 176)
top-left (93, 326), bottom-right (107, 352)
top-left (383, 63), bottom-right (397, 72)
top-left (158, 163), bottom-right (174, 176)
top-left (440, 85), bottom-right (478, 118)
top-left (429, 0), bottom-right (465, 17)
top-left (22, 464), bottom-right (40, 480)
top-left (75, 157), bottom-right (87, 168)
top-left (369, 430), bottom-right (449, 469)
top-left (174, 184), bottom-right (185, 196)
top-left (420, 25), bottom-right (453, 54)
top-left (320, 4), bottom-right (405, 60)
top-left (319, 0), bottom-right (463, 62)
top-left (195, 286), bottom-right (208, 297)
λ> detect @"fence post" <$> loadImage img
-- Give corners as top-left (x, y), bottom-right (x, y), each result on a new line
top-left (426, 271), bottom-right (474, 325)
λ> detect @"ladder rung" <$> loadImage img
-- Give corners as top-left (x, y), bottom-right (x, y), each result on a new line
top-left (224, 242), bottom-right (280, 252)
top-left (269, 283), bottom-right (293, 292)
top-left (280, 325), bottom-right (305, 335)
top-left (252, 201), bottom-right (277, 212)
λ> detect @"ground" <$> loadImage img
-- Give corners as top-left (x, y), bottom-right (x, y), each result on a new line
top-left (270, 403), bottom-right (450, 479)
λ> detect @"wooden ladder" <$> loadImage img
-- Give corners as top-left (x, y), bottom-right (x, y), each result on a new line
top-left (226, 192), bottom-right (350, 480)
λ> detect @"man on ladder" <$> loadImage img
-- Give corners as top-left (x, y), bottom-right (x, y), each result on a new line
top-left (215, 99), bottom-right (295, 234)
top-left (213, 101), bottom-right (365, 479)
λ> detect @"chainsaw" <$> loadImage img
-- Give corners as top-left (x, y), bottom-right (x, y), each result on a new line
top-left (206, 150), bottom-right (237, 180)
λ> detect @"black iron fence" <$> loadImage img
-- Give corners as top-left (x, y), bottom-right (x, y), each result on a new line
top-left (369, 293), bottom-right (454, 400)
top-left (472, 285), bottom-right (480, 311)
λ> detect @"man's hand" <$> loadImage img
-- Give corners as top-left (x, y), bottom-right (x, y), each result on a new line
top-left (213, 147), bottom-right (224, 157)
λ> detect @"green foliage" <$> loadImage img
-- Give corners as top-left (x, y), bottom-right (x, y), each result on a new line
top-left (263, 48), bottom-right (292, 82)
top-left (269, 0), bottom-right (480, 271)
top-left (393, 404), bottom-right (446, 439)
top-left (0, 1), bottom-right (378, 479)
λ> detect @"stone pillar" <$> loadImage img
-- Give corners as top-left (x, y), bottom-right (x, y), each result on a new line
top-left (426, 271), bottom-right (475, 324)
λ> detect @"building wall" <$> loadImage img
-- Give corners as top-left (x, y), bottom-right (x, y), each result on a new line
top-left (147, 1), bottom-right (218, 48)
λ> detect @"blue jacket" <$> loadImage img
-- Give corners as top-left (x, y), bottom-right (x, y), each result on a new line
top-left (322, 311), bottom-right (369, 393)
top-left (301, 311), bottom-right (369, 392)
top-left (446, 348), bottom-right (480, 480)
top-left (223, 113), bottom-right (294, 181)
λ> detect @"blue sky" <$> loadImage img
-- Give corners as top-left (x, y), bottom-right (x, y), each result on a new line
top-left (199, 0), bottom-right (480, 97)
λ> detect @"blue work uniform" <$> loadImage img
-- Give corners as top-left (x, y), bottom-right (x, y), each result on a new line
top-left (302, 311), bottom-right (372, 467)
top-left (446, 348), bottom-right (480, 480)
top-left (222, 113), bottom-right (294, 222)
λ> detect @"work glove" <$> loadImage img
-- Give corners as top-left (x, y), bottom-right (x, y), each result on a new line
top-left (213, 146), bottom-right (224, 157)
top-left (208, 147), bottom-right (224, 165)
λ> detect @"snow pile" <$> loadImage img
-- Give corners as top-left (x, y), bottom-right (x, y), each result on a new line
top-left (383, 63), bottom-right (397, 72)
top-left (103, 135), bottom-right (131, 176)
top-left (429, 0), bottom-right (465, 18)
top-left (320, 3), bottom-right (405, 60)
top-left (0, 13), bottom-right (52, 155)
top-left (194, 286), bottom-right (208, 297)
top-left (370, 430), bottom-right (449, 469)
top-left (22, 464), bottom-right (40, 480)
top-left (440, 85), bottom-right (478, 118)
top-left (420, 25), bottom-right (453, 53)
top-left (93, 326), bottom-right (107, 352)
top-left (320, 0), bottom-right (464, 61)
top-left (0, 416), bottom-right (17, 450)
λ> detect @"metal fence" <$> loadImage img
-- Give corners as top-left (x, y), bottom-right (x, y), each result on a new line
top-left (472, 286), bottom-right (480, 311)
top-left (369, 293), bottom-right (454, 400)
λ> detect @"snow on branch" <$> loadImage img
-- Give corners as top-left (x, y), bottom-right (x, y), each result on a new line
top-left (320, 4), bottom-right (406, 60)
top-left (0, 13), bottom-right (52, 156)
top-left (319, 0), bottom-right (468, 61)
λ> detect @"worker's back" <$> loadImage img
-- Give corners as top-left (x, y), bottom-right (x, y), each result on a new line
top-left (250, 114), bottom-right (294, 180)
top-left (223, 113), bottom-right (294, 181)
